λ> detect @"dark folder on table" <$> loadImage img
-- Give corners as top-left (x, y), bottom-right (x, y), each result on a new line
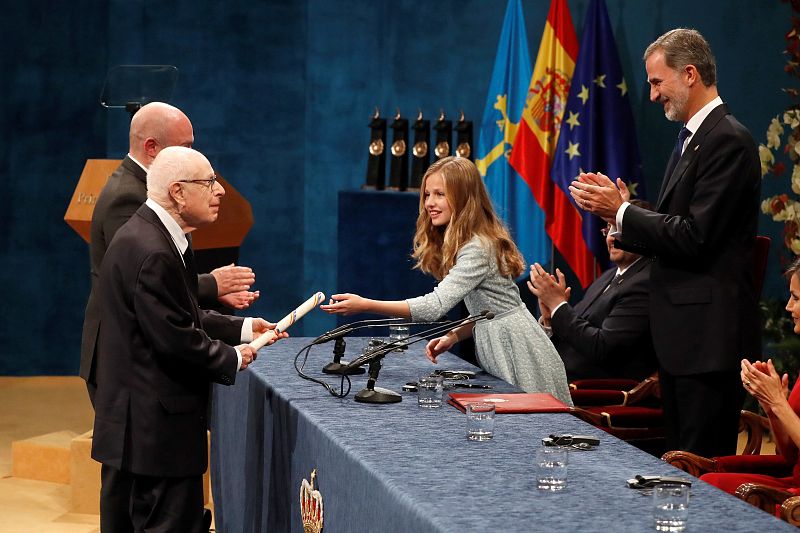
top-left (448, 393), bottom-right (570, 414)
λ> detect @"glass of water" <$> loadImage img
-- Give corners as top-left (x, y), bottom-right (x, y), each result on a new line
top-left (653, 482), bottom-right (689, 532)
top-left (417, 374), bottom-right (444, 408)
top-left (388, 324), bottom-right (410, 350)
top-left (466, 402), bottom-right (495, 440)
top-left (536, 445), bottom-right (568, 491)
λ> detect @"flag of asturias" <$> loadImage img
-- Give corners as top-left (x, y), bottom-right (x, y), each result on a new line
top-left (507, 0), bottom-right (579, 275)
top-left (476, 0), bottom-right (550, 268)
top-left (550, 0), bottom-right (646, 281)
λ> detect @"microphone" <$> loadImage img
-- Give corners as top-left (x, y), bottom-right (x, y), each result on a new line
top-left (344, 311), bottom-right (494, 371)
top-left (311, 317), bottom-right (411, 345)
top-left (320, 320), bottom-right (448, 375)
top-left (313, 320), bottom-right (442, 345)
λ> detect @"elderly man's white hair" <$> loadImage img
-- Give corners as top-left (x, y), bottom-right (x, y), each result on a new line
top-left (147, 146), bottom-right (210, 206)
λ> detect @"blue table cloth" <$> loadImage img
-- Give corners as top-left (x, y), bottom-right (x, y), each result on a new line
top-left (211, 337), bottom-right (795, 532)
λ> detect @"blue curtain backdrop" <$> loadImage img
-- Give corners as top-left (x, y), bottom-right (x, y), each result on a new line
top-left (0, 0), bottom-right (791, 374)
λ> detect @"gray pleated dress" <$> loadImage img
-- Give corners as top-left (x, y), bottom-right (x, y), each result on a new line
top-left (406, 237), bottom-right (573, 405)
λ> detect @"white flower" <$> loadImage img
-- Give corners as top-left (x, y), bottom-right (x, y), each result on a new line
top-left (792, 165), bottom-right (800, 195)
top-left (791, 237), bottom-right (800, 256)
top-left (785, 110), bottom-right (800, 129)
top-left (767, 117), bottom-right (784, 149)
top-left (760, 144), bottom-right (775, 176)
top-left (761, 198), bottom-right (773, 215)
top-left (785, 199), bottom-right (800, 222)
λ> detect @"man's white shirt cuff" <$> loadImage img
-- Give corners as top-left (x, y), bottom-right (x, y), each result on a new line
top-left (234, 317), bottom-right (254, 371)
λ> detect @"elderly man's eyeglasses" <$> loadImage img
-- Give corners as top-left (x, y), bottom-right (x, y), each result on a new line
top-left (178, 175), bottom-right (217, 189)
top-left (600, 224), bottom-right (613, 237)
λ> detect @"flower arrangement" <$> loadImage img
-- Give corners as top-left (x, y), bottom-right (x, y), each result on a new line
top-left (760, 0), bottom-right (800, 255)
top-left (756, 1), bottom-right (800, 404)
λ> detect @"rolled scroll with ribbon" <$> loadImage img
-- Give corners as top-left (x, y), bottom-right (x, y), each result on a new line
top-left (249, 291), bottom-right (326, 350)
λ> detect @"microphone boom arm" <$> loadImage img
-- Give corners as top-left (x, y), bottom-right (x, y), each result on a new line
top-left (343, 311), bottom-right (494, 370)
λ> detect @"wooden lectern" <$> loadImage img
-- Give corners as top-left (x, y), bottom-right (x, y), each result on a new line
top-left (64, 159), bottom-right (253, 249)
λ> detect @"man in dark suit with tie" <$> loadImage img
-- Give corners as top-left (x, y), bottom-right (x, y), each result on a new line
top-left (570, 28), bottom-right (761, 457)
top-left (528, 199), bottom-right (657, 382)
top-left (80, 102), bottom-right (259, 404)
top-left (91, 146), bottom-right (282, 532)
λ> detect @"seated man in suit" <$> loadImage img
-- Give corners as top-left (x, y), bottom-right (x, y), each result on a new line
top-left (91, 146), bottom-right (285, 532)
top-left (527, 199), bottom-right (657, 382)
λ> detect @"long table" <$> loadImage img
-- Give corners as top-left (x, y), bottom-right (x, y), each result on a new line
top-left (210, 337), bottom-right (794, 532)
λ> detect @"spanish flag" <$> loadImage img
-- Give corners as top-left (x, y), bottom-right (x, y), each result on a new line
top-left (508, 0), bottom-right (596, 286)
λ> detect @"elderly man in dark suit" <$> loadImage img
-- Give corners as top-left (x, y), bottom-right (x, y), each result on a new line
top-left (527, 199), bottom-right (656, 383)
top-left (91, 146), bottom-right (282, 532)
top-left (570, 28), bottom-right (761, 457)
top-left (80, 102), bottom-right (259, 404)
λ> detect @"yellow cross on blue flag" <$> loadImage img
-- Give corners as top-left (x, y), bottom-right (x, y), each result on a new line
top-left (476, 0), bottom-right (551, 268)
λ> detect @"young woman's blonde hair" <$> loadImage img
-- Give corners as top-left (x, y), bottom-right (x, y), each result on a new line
top-left (411, 156), bottom-right (525, 280)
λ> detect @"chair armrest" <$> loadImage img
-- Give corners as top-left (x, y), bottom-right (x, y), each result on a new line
top-left (570, 389), bottom-right (626, 407)
top-left (780, 495), bottom-right (800, 526)
top-left (625, 377), bottom-right (659, 406)
top-left (570, 406), bottom-right (607, 426)
top-left (735, 482), bottom-right (794, 514)
top-left (738, 410), bottom-right (770, 455)
top-left (661, 451), bottom-right (718, 477)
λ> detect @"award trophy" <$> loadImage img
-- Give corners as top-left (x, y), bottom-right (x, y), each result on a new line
top-left (433, 110), bottom-right (452, 160)
top-left (455, 111), bottom-right (474, 161)
top-left (409, 110), bottom-right (430, 189)
top-left (389, 109), bottom-right (409, 191)
top-left (365, 108), bottom-right (387, 190)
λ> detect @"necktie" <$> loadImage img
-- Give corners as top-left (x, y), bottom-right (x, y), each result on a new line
top-left (603, 272), bottom-right (622, 293)
top-left (182, 236), bottom-right (199, 294)
top-left (659, 126), bottom-right (692, 202)
top-left (182, 246), bottom-right (193, 268)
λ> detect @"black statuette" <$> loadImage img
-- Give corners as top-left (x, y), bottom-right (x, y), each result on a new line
top-left (455, 112), bottom-right (473, 161)
top-left (433, 113), bottom-right (452, 160)
top-left (389, 113), bottom-right (409, 191)
top-left (410, 114), bottom-right (430, 189)
top-left (366, 110), bottom-right (387, 190)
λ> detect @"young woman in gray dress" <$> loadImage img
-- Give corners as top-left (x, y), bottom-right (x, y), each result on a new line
top-left (320, 156), bottom-right (572, 404)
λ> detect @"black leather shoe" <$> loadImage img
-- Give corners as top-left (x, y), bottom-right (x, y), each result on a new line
top-left (202, 508), bottom-right (212, 532)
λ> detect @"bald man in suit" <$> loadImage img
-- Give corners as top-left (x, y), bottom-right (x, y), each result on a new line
top-left (80, 102), bottom-right (259, 404)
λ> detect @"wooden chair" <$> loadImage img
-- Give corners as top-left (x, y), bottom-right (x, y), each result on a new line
top-left (570, 375), bottom-right (660, 407)
top-left (569, 376), bottom-right (665, 455)
top-left (661, 410), bottom-right (778, 476)
top-left (735, 483), bottom-right (800, 526)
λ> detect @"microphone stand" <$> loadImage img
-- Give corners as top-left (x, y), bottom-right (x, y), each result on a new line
top-left (349, 312), bottom-right (494, 404)
top-left (322, 338), bottom-right (366, 375)
top-left (354, 356), bottom-right (401, 404)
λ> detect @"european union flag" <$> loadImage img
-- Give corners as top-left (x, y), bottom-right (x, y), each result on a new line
top-left (476, 0), bottom-right (550, 268)
top-left (549, 0), bottom-right (645, 271)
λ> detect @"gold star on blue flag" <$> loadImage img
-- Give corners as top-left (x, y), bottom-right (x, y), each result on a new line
top-left (549, 0), bottom-right (646, 271)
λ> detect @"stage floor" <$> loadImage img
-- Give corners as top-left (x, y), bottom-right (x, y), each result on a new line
top-left (0, 377), bottom-right (96, 533)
